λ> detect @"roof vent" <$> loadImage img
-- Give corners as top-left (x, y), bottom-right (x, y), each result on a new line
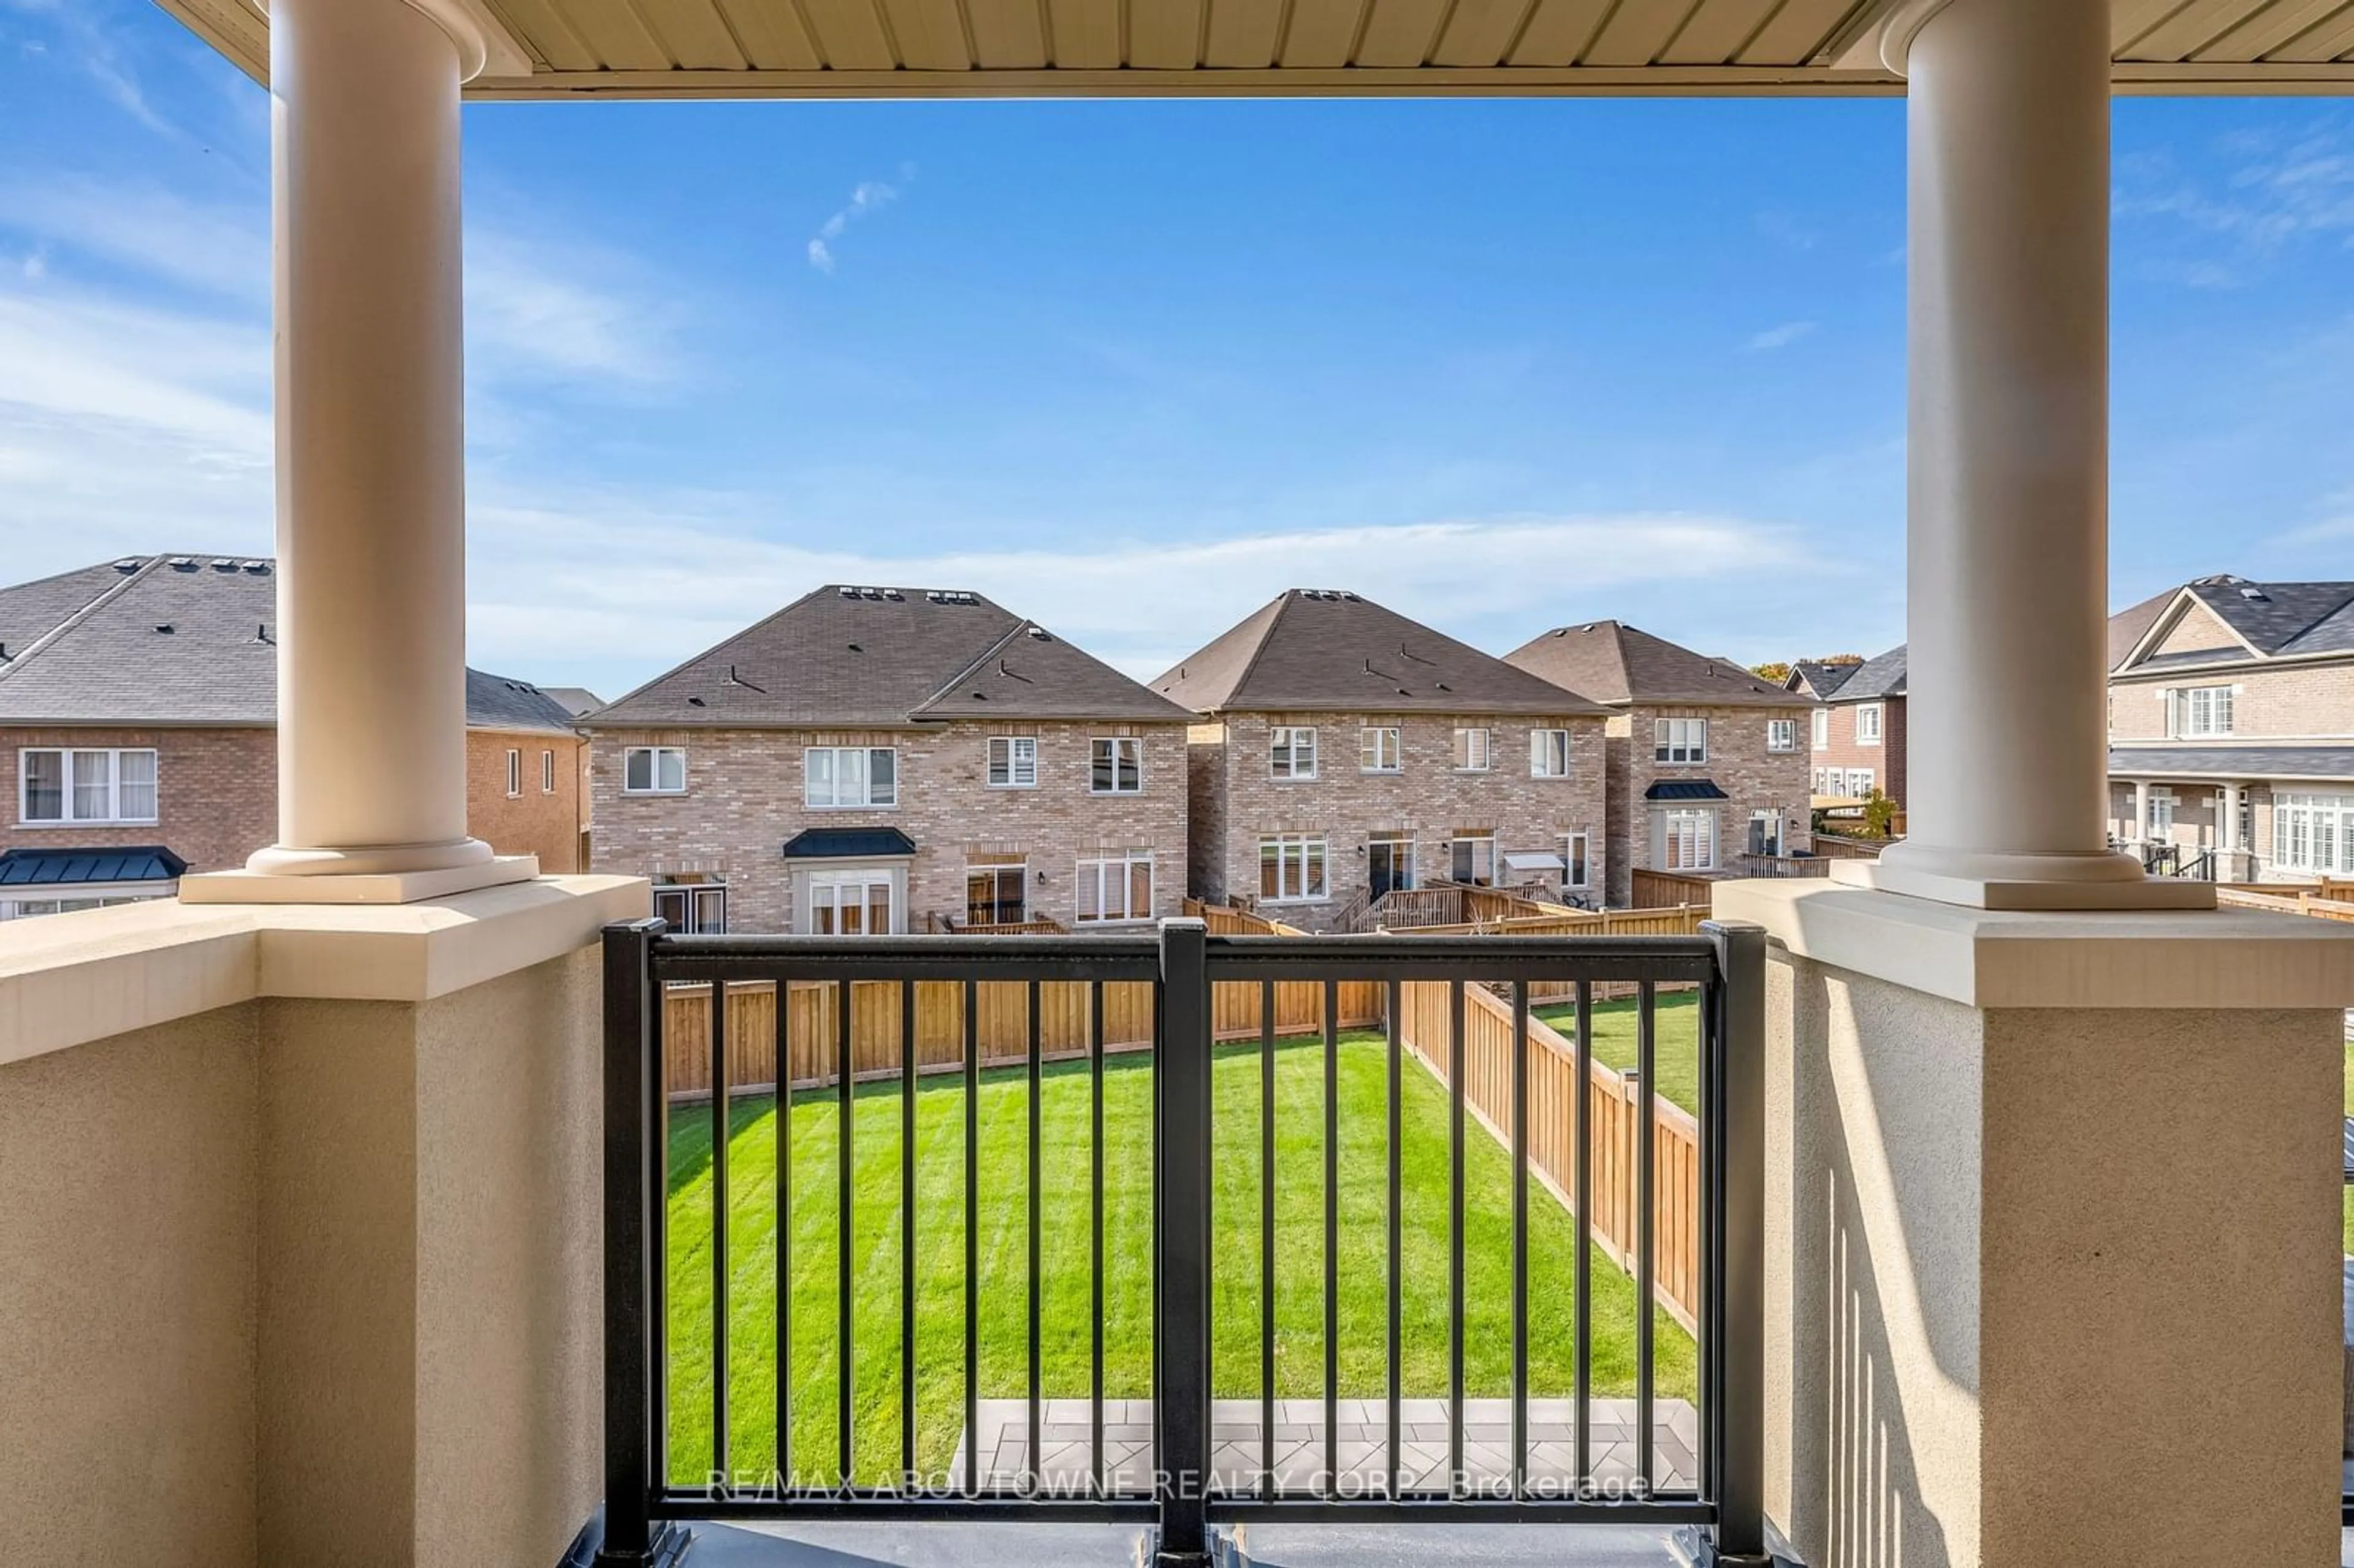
top-left (210, 558), bottom-right (237, 572)
top-left (168, 557), bottom-right (198, 572)
top-left (885, 589), bottom-right (904, 601)
top-left (2239, 587), bottom-right (2270, 601)
top-left (253, 624), bottom-right (272, 644)
top-left (112, 558), bottom-right (142, 573)
top-left (926, 590), bottom-right (945, 603)
top-left (687, 696), bottom-right (707, 707)
top-left (242, 561), bottom-right (269, 574)
top-left (840, 587), bottom-right (859, 599)
top-left (154, 623), bottom-right (175, 634)
top-left (1027, 626), bottom-right (1051, 641)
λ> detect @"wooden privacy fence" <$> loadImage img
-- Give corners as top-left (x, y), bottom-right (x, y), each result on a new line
top-left (1392, 976), bottom-right (1701, 1333)
top-left (1631, 868), bottom-right (1717, 910)
top-left (2218, 883), bottom-right (2354, 924)
top-left (1398, 905), bottom-right (1707, 1003)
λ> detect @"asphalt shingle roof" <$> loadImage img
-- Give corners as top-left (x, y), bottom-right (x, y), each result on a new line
top-left (0, 554), bottom-right (578, 732)
top-left (2112, 575), bottom-right (2354, 671)
top-left (1502, 621), bottom-right (1808, 710)
top-left (1826, 644), bottom-right (1906, 702)
top-left (2109, 745), bottom-right (2354, 782)
top-left (585, 585), bottom-right (1192, 728)
top-left (1785, 660), bottom-right (1861, 700)
top-left (1152, 590), bottom-right (1610, 717)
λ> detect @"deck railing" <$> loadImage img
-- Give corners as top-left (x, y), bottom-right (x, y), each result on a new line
top-left (597, 919), bottom-right (1767, 1566)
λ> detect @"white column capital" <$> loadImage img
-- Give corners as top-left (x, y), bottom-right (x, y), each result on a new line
top-left (1872, 0), bottom-right (1959, 74)
top-left (266, 0), bottom-right (529, 83)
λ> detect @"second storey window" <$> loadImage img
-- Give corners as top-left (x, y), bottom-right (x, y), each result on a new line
top-left (1529, 728), bottom-right (1572, 778)
top-left (1259, 834), bottom-right (1328, 902)
top-left (2168, 685), bottom-right (2235, 738)
top-left (806, 746), bottom-right (897, 808)
top-left (623, 746), bottom-right (686, 794)
top-left (1811, 709), bottom-right (1830, 750)
top-left (1092, 737), bottom-right (1143, 794)
top-left (505, 748), bottom-right (522, 797)
top-left (542, 749), bottom-right (557, 793)
top-left (1360, 726), bottom-right (1401, 773)
top-left (988, 736), bottom-right (1038, 788)
top-left (1767, 719), bottom-right (1798, 753)
top-left (1654, 717), bottom-right (1708, 764)
top-left (1453, 727), bottom-right (1492, 772)
top-left (1854, 704), bottom-right (1884, 745)
top-left (1270, 726), bottom-right (1317, 780)
top-left (20, 747), bottom-right (158, 824)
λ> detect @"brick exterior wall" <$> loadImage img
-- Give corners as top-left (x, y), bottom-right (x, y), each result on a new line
top-left (1, 725), bottom-right (584, 879)
top-left (1807, 696), bottom-right (1907, 809)
top-left (1609, 702), bottom-right (1814, 905)
top-left (1189, 711), bottom-right (1609, 932)
top-left (587, 720), bottom-right (1190, 933)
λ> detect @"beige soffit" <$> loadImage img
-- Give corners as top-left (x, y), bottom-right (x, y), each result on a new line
top-left (158, 0), bottom-right (2354, 99)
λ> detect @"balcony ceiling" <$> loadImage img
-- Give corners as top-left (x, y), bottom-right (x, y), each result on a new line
top-left (159, 0), bottom-right (2354, 99)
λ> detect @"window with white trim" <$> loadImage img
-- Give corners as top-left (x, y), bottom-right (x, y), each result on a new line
top-left (1360, 726), bottom-right (1401, 773)
top-left (1259, 835), bottom-right (1328, 902)
top-left (653, 882), bottom-right (727, 934)
top-left (988, 736), bottom-right (1038, 788)
top-left (2147, 788), bottom-right (2176, 836)
top-left (623, 746), bottom-right (686, 795)
top-left (1563, 830), bottom-right (1590, 890)
top-left (1854, 704), bottom-right (1883, 745)
top-left (1076, 849), bottom-right (1155, 923)
top-left (1091, 737), bottom-right (1143, 794)
top-left (1269, 726), bottom-right (1318, 780)
top-left (1653, 717), bottom-right (1708, 764)
top-left (2274, 793), bottom-right (2354, 875)
top-left (1663, 809), bottom-right (1716, 872)
top-left (1450, 832), bottom-right (1496, 886)
top-left (1845, 767), bottom-right (1875, 796)
top-left (542, 749), bottom-right (557, 793)
top-left (19, 748), bottom-right (157, 824)
top-left (1452, 727), bottom-right (1492, 772)
top-left (1811, 709), bottom-right (1830, 750)
top-left (1767, 718), bottom-right (1798, 753)
top-left (1529, 728), bottom-right (1572, 778)
top-left (805, 747), bottom-right (897, 808)
top-left (966, 861), bottom-right (1027, 926)
top-left (505, 748), bottom-right (522, 797)
top-left (2167, 685), bottom-right (2235, 738)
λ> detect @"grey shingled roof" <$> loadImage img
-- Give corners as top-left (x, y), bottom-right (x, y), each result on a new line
top-left (1826, 644), bottom-right (1906, 702)
top-left (1152, 589), bottom-right (1609, 717)
top-left (2109, 745), bottom-right (2354, 782)
top-left (541, 686), bottom-right (604, 717)
top-left (0, 554), bottom-right (579, 732)
top-left (1502, 621), bottom-right (1808, 710)
top-left (2116, 576), bottom-right (2354, 671)
top-left (2107, 585), bottom-right (2177, 672)
top-left (585, 585), bottom-right (1192, 728)
top-left (1785, 660), bottom-right (1860, 700)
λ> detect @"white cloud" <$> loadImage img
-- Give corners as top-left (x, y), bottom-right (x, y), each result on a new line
top-left (1746, 321), bottom-right (1818, 352)
top-left (807, 178), bottom-right (904, 275)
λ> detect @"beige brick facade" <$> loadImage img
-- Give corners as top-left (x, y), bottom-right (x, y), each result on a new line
top-left (465, 729), bottom-right (589, 873)
top-left (1609, 703), bottom-right (1814, 905)
top-left (587, 720), bottom-right (1189, 933)
top-left (1188, 711), bottom-right (1609, 931)
top-left (1807, 696), bottom-right (1908, 807)
top-left (2109, 663), bottom-right (2354, 744)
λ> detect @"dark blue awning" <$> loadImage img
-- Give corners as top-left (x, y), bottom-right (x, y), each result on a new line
top-left (0, 845), bottom-right (188, 887)
top-left (1645, 779), bottom-right (1730, 802)
top-left (781, 828), bottom-right (917, 859)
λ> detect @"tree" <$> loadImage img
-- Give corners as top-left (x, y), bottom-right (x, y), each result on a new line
top-left (1751, 661), bottom-right (1792, 684)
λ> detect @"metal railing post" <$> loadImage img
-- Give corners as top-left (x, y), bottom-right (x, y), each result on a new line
top-left (1702, 919), bottom-right (1770, 1567)
top-left (598, 917), bottom-right (688, 1566)
top-left (1154, 918), bottom-right (1212, 1565)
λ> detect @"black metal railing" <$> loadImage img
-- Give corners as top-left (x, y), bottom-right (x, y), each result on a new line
top-left (595, 919), bottom-right (1768, 1567)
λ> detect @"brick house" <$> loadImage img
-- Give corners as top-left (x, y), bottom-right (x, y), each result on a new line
top-left (2106, 574), bottom-right (2354, 883)
top-left (1153, 589), bottom-right (1612, 931)
top-left (1501, 620), bottom-right (1814, 906)
top-left (1787, 645), bottom-right (1908, 810)
top-left (0, 554), bottom-right (587, 917)
top-left (581, 585), bottom-right (1193, 934)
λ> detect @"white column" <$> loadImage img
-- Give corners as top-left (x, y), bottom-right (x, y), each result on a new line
top-left (1860, 0), bottom-right (2207, 911)
top-left (187, 0), bottom-right (533, 902)
top-left (2221, 780), bottom-right (2244, 876)
top-left (2133, 778), bottom-right (2151, 845)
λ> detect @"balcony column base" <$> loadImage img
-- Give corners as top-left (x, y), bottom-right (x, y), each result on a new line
top-left (1834, 848), bottom-right (2215, 911)
top-left (1715, 878), bottom-right (2354, 1568)
top-left (181, 853), bottom-right (540, 905)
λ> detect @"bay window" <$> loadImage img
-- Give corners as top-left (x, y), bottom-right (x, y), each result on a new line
top-left (1663, 809), bottom-right (1716, 871)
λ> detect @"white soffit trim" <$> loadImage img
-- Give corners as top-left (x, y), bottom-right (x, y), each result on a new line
top-left (1825, 0), bottom-right (1956, 75)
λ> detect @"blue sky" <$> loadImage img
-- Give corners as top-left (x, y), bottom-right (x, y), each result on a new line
top-left (1, 0), bottom-right (2350, 700)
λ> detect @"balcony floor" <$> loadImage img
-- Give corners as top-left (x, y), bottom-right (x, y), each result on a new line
top-left (669, 1521), bottom-right (1707, 1567)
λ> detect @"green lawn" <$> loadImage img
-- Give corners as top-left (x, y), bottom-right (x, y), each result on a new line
top-left (663, 1029), bottom-right (1695, 1486)
top-left (1534, 991), bottom-right (1702, 1117)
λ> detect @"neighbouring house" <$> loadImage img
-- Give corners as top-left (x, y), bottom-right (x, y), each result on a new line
top-left (1502, 620), bottom-right (1813, 906)
top-left (1787, 644), bottom-right (1908, 812)
top-left (582, 584), bottom-right (1193, 934)
top-left (0, 554), bottom-right (588, 917)
top-left (2107, 574), bottom-right (2354, 883)
top-left (1153, 588), bottom-right (1612, 931)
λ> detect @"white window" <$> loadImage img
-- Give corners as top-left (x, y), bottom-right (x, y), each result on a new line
top-left (2148, 789), bottom-right (2177, 836)
top-left (1259, 835), bottom-right (1328, 902)
top-left (1270, 726), bottom-right (1318, 780)
top-left (505, 748), bottom-right (523, 797)
top-left (1653, 717), bottom-right (1708, 764)
top-left (1091, 736), bottom-right (1143, 794)
top-left (1360, 726), bottom-right (1402, 773)
top-left (2274, 793), bottom-right (2354, 875)
top-left (1453, 727), bottom-right (1492, 772)
top-left (19, 748), bottom-right (158, 825)
top-left (804, 870), bottom-right (897, 935)
top-left (805, 746), bottom-right (897, 808)
top-left (1450, 832), bottom-right (1496, 886)
top-left (2168, 685), bottom-right (2235, 738)
top-left (988, 736), bottom-right (1038, 788)
top-left (1748, 810), bottom-right (1784, 858)
top-left (1076, 850), bottom-right (1155, 923)
top-left (623, 746), bottom-right (687, 795)
top-left (1854, 704), bottom-right (1883, 745)
top-left (1810, 709), bottom-right (1830, 750)
top-left (542, 749), bottom-right (557, 793)
top-left (966, 861), bottom-right (1027, 926)
top-left (1663, 809), bottom-right (1717, 872)
top-left (1845, 767), bottom-right (1875, 796)
top-left (1529, 728), bottom-right (1572, 778)
top-left (1767, 718), bottom-right (1798, 753)
top-left (1563, 830), bottom-right (1590, 890)
top-left (653, 882), bottom-right (728, 934)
